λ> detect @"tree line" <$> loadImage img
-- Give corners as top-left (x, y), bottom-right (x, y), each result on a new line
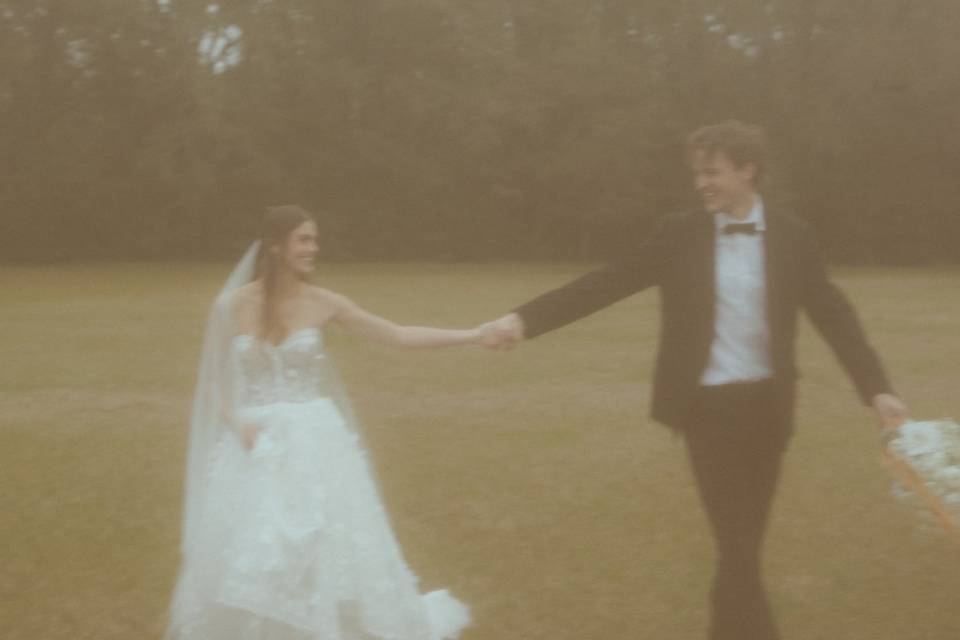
top-left (2, 1), bottom-right (958, 263)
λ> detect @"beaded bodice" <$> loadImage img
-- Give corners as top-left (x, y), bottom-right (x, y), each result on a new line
top-left (231, 327), bottom-right (332, 409)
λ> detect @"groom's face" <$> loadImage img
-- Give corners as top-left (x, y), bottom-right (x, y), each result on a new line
top-left (691, 149), bottom-right (758, 215)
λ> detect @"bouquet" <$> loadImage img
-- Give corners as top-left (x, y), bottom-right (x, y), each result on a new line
top-left (883, 419), bottom-right (960, 541)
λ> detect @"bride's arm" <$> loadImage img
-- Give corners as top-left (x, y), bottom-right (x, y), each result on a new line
top-left (325, 291), bottom-right (483, 349)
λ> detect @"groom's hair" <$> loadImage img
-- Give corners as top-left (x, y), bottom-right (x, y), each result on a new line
top-left (686, 120), bottom-right (767, 184)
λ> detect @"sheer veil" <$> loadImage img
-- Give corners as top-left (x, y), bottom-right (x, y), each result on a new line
top-left (179, 241), bottom-right (260, 558)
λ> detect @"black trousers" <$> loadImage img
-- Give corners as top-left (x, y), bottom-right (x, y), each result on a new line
top-left (682, 380), bottom-right (793, 640)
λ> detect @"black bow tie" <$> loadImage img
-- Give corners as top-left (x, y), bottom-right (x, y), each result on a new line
top-left (722, 222), bottom-right (759, 236)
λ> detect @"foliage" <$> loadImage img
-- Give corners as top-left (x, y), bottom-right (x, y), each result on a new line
top-left (2, 1), bottom-right (958, 262)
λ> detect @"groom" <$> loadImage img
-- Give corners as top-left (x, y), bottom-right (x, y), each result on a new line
top-left (481, 121), bottom-right (909, 640)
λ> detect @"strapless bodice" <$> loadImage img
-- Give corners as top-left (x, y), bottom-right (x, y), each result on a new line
top-left (231, 327), bottom-right (334, 409)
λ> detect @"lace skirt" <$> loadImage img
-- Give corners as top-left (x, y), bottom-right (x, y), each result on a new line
top-left (165, 399), bottom-right (469, 640)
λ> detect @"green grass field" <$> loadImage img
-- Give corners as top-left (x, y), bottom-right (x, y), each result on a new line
top-left (2, 262), bottom-right (959, 639)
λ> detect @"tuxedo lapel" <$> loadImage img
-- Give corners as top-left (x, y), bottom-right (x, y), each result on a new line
top-left (763, 208), bottom-right (787, 351)
top-left (692, 209), bottom-right (716, 339)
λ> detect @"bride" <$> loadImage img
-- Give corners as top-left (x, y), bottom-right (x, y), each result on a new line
top-left (165, 205), bottom-right (476, 640)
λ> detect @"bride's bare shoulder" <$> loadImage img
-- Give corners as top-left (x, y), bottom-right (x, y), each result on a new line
top-left (232, 280), bottom-right (263, 304)
top-left (225, 282), bottom-right (263, 329)
top-left (231, 281), bottom-right (263, 305)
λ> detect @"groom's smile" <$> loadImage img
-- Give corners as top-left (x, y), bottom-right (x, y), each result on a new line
top-left (691, 149), bottom-right (758, 219)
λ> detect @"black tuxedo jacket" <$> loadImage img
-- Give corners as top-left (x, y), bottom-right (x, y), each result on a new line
top-left (513, 208), bottom-right (893, 430)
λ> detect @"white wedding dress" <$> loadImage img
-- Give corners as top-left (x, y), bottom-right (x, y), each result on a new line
top-left (164, 326), bottom-right (470, 640)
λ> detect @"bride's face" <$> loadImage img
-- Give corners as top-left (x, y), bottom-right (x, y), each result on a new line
top-left (280, 220), bottom-right (319, 276)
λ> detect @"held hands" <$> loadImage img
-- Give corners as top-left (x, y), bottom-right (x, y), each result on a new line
top-left (479, 313), bottom-right (525, 351)
top-left (872, 393), bottom-right (910, 431)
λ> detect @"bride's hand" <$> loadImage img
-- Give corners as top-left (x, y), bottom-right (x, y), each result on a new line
top-left (240, 424), bottom-right (263, 451)
top-left (468, 325), bottom-right (488, 344)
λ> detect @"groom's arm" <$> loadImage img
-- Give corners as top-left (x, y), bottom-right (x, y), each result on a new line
top-left (797, 222), bottom-right (894, 404)
top-left (510, 216), bottom-right (674, 340)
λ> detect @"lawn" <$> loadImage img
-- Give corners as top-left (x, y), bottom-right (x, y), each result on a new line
top-left (1, 261), bottom-right (958, 639)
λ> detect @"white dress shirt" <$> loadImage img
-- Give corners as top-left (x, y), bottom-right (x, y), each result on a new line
top-left (699, 197), bottom-right (775, 386)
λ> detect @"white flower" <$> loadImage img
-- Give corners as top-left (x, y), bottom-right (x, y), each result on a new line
top-left (886, 419), bottom-right (960, 533)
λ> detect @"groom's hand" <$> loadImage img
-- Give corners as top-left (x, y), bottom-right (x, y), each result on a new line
top-left (872, 393), bottom-right (909, 430)
top-left (480, 313), bottom-right (525, 350)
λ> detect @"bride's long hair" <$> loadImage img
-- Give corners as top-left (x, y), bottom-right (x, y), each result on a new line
top-left (255, 204), bottom-right (316, 343)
